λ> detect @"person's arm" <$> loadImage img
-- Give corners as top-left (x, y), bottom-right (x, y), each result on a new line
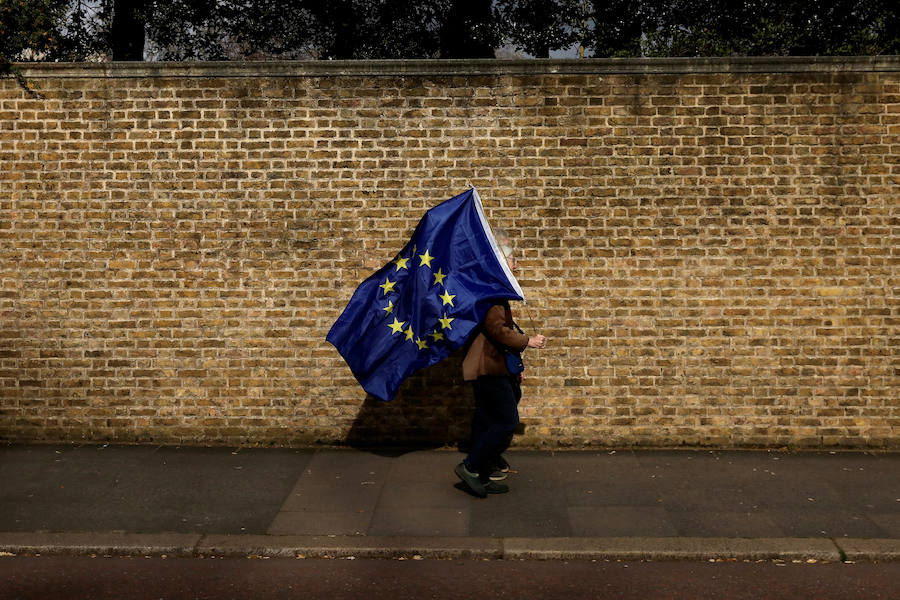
top-left (482, 305), bottom-right (529, 352)
top-left (526, 334), bottom-right (546, 349)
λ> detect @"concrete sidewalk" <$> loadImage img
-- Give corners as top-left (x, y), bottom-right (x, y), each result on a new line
top-left (1, 444), bottom-right (898, 561)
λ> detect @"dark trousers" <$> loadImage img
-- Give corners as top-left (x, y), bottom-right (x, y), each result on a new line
top-left (465, 375), bottom-right (521, 482)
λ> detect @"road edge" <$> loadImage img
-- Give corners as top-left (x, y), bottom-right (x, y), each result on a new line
top-left (3, 532), bottom-right (899, 562)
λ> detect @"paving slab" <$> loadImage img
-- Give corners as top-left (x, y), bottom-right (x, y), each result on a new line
top-left (267, 510), bottom-right (373, 536)
top-left (279, 481), bottom-right (384, 513)
top-left (869, 514), bottom-right (900, 537)
top-left (568, 506), bottom-right (678, 537)
top-left (665, 510), bottom-right (786, 538)
top-left (377, 480), bottom-right (469, 509)
top-left (564, 476), bottom-right (665, 507)
top-left (368, 507), bottom-right (469, 537)
top-left (0, 445), bottom-right (312, 534)
top-left (386, 451), bottom-right (455, 483)
top-left (767, 509), bottom-right (891, 539)
top-left (469, 483), bottom-right (572, 538)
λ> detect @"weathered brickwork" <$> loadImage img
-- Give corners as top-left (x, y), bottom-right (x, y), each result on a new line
top-left (1, 58), bottom-right (897, 448)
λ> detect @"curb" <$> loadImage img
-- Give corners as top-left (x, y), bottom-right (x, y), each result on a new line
top-left (0, 532), bottom-right (200, 557)
top-left (2, 532), bottom-right (899, 562)
top-left (838, 539), bottom-right (900, 562)
top-left (501, 537), bottom-right (842, 561)
top-left (197, 535), bottom-right (502, 560)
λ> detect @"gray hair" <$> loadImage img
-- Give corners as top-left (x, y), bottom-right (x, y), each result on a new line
top-left (493, 226), bottom-right (514, 257)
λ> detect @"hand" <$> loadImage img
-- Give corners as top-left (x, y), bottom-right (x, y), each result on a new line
top-left (527, 334), bottom-right (547, 349)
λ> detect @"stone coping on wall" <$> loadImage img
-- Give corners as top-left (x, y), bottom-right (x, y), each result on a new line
top-left (12, 55), bottom-right (900, 79)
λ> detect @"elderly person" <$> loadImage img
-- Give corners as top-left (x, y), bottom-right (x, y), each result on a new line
top-left (454, 233), bottom-right (546, 497)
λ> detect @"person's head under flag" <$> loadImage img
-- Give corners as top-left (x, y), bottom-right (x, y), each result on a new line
top-left (493, 226), bottom-right (517, 273)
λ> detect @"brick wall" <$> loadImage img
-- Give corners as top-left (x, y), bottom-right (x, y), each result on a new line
top-left (1, 58), bottom-right (898, 449)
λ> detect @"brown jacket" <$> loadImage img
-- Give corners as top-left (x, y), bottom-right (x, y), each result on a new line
top-left (462, 303), bottom-right (529, 381)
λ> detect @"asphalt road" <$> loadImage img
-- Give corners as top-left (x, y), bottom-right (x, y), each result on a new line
top-left (1, 556), bottom-right (898, 600)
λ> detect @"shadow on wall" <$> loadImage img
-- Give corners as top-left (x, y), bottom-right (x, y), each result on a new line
top-left (344, 349), bottom-right (473, 452)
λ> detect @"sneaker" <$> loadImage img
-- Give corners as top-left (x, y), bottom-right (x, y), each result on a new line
top-left (489, 470), bottom-right (508, 481)
top-left (484, 480), bottom-right (509, 494)
top-left (454, 462), bottom-right (486, 498)
top-left (494, 455), bottom-right (511, 473)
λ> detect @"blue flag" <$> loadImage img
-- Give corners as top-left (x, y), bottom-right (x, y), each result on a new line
top-left (326, 188), bottom-right (524, 401)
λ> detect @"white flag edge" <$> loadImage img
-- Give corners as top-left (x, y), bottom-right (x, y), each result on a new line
top-left (471, 187), bottom-right (526, 303)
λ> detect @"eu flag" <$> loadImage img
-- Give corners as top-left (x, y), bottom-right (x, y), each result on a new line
top-left (326, 188), bottom-right (524, 401)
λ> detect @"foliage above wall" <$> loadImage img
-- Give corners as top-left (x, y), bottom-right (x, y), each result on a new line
top-left (1, 0), bottom-right (897, 69)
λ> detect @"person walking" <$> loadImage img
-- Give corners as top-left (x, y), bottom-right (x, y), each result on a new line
top-left (454, 235), bottom-right (546, 497)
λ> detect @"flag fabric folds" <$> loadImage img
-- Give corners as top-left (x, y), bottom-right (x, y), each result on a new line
top-left (326, 188), bottom-right (524, 401)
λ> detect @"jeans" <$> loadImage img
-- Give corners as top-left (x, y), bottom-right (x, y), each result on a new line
top-left (464, 375), bottom-right (521, 482)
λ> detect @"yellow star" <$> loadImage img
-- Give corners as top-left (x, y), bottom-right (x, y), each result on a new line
top-left (415, 337), bottom-right (428, 350)
top-left (393, 256), bottom-right (409, 271)
top-left (382, 300), bottom-right (394, 314)
top-left (379, 277), bottom-right (396, 295)
top-left (404, 326), bottom-right (414, 341)
top-left (387, 317), bottom-right (405, 335)
top-left (432, 268), bottom-right (447, 286)
top-left (418, 249), bottom-right (434, 268)
top-left (429, 330), bottom-right (444, 342)
top-left (438, 314), bottom-right (454, 330)
top-left (439, 290), bottom-right (455, 306)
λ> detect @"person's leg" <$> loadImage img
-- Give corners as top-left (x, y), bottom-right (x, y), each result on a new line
top-left (468, 380), bottom-right (489, 455)
top-left (465, 375), bottom-right (519, 482)
top-left (490, 376), bottom-right (522, 470)
top-left (456, 381), bottom-right (492, 497)
top-left (463, 377), bottom-right (493, 476)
